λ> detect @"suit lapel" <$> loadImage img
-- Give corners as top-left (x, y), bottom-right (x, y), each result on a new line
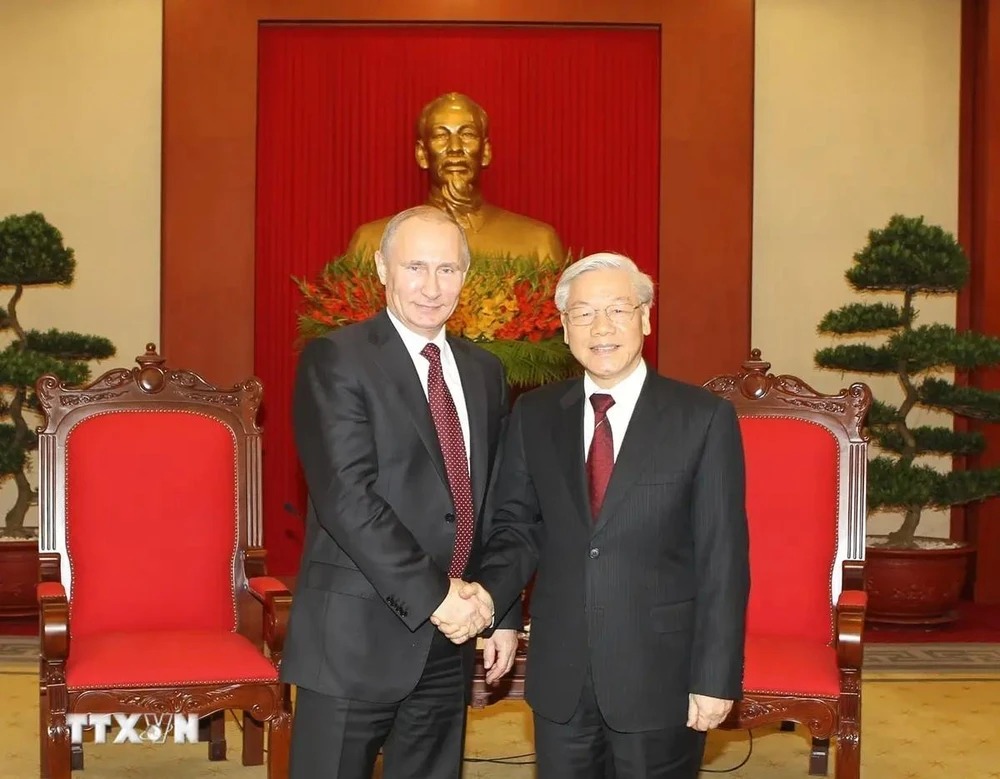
top-left (450, 337), bottom-right (489, 517)
top-left (557, 380), bottom-right (592, 524)
top-left (593, 373), bottom-right (677, 534)
top-left (368, 312), bottom-right (448, 488)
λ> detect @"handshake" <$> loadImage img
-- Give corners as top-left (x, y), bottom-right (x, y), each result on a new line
top-left (430, 578), bottom-right (494, 644)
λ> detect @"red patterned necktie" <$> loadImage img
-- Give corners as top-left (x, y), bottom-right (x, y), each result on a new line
top-left (587, 393), bottom-right (616, 521)
top-left (421, 343), bottom-right (474, 577)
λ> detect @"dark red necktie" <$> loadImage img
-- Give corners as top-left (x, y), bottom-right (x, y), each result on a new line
top-left (421, 343), bottom-right (474, 577)
top-left (587, 393), bottom-right (616, 521)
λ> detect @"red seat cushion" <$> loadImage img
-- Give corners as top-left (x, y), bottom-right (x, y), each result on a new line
top-left (66, 630), bottom-right (278, 689)
top-left (743, 635), bottom-right (840, 698)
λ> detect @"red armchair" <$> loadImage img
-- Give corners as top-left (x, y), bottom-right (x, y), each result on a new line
top-left (35, 345), bottom-right (291, 778)
top-left (705, 350), bottom-right (870, 779)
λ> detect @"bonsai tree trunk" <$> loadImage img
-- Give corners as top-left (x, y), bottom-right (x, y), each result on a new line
top-left (887, 505), bottom-right (921, 547)
top-left (4, 389), bottom-right (33, 537)
top-left (3, 284), bottom-right (33, 537)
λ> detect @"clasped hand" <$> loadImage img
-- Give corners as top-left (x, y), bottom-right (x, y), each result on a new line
top-left (430, 579), bottom-right (493, 644)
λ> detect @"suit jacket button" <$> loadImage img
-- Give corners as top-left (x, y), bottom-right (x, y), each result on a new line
top-left (445, 513), bottom-right (455, 523)
top-left (589, 548), bottom-right (599, 559)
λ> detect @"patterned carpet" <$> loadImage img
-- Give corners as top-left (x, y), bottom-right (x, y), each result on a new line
top-left (3, 639), bottom-right (1000, 778)
top-left (8, 636), bottom-right (1000, 672)
top-left (864, 642), bottom-right (1000, 674)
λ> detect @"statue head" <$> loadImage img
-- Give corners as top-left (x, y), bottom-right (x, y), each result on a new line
top-left (415, 93), bottom-right (492, 210)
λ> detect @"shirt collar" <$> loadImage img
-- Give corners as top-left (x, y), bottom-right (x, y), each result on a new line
top-left (386, 308), bottom-right (448, 360)
top-left (584, 359), bottom-right (648, 406)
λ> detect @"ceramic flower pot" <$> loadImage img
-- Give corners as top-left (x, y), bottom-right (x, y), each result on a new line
top-left (0, 539), bottom-right (39, 619)
top-left (864, 536), bottom-right (975, 626)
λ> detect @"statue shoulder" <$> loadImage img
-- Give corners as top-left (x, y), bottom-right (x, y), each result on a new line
top-left (346, 217), bottom-right (391, 256)
top-left (484, 206), bottom-right (565, 260)
top-left (519, 214), bottom-right (564, 261)
top-left (487, 205), bottom-right (555, 233)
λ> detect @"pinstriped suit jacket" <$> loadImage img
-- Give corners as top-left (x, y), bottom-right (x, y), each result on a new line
top-left (477, 370), bottom-right (750, 731)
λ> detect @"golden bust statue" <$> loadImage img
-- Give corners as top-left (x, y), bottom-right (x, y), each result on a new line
top-left (346, 92), bottom-right (565, 262)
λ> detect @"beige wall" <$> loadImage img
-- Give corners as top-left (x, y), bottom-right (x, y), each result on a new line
top-left (0, 0), bottom-right (162, 528)
top-left (752, 0), bottom-right (962, 538)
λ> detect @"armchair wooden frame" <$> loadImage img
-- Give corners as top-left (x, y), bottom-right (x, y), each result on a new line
top-left (704, 349), bottom-right (870, 779)
top-left (36, 344), bottom-right (292, 779)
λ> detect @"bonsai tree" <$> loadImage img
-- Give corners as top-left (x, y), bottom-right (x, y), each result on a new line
top-left (815, 214), bottom-right (1000, 548)
top-left (0, 212), bottom-right (115, 539)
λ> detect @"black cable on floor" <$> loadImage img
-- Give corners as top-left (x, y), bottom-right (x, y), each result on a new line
top-left (464, 752), bottom-right (536, 765)
top-left (700, 728), bottom-right (754, 773)
top-left (463, 729), bottom-right (755, 772)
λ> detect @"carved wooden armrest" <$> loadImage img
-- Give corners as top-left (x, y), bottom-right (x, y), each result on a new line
top-left (248, 576), bottom-right (292, 657)
top-left (37, 582), bottom-right (69, 663)
top-left (835, 589), bottom-right (866, 671)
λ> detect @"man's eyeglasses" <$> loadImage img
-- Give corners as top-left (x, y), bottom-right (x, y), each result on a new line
top-left (563, 304), bottom-right (644, 327)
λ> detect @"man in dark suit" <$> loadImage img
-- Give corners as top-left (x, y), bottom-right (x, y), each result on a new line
top-left (282, 205), bottom-right (521, 779)
top-left (449, 252), bottom-right (751, 778)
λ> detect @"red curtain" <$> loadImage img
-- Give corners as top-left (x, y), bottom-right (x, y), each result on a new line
top-left (256, 24), bottom-right (661, 574)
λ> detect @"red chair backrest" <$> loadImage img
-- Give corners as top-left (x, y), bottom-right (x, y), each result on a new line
top-left (704, 350), bottom-right (871, 648)
top-left (64, 411), bottom-right (240, 637)
top-left (739, 416), bottom-right (839, 645)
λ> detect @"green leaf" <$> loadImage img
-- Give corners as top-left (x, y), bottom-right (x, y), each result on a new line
top-left (24, 329), bottom-right (116, 361)
top-left (0, 423), bottom-right (27, 476)
top-left (0, 212), bottom-right (75, 286)
top-left (846, 214), bottom-right (969, 292)
top-left (819, 327), bottom-right (1000, 375)
top-left (817, 303), bottom-right (907, 334)
top-left (815, 344), bottom-right (897, 373)
top-left (471, 337), bottom-right (580, 387)
top-left (867, 456), bottom-right (944, 511)
top-left (867, 400), bottom-right (902, 425)
top-left (871, 425), bottom-right (986, 457)
top-left (889, 325), bottom-right (1000, 372)
top-left (932, 467), bottom-right (1000, 507)
top-left (918, 378), bottom-right (1000, 422)
top-left (0, 345), bottom-right (91, 388)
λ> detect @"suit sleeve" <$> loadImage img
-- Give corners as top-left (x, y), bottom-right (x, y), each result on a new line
top-left (292, 337), bottom-right (449, 631)
top-left (481, 371), bottom-right (523, 633)
top-left (689, 399), bottom-right (751, 700)
top-left (476, 394), bottom-right (543, 620)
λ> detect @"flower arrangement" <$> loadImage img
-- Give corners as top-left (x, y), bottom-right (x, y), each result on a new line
top-left (296, 251), bottom-right (581, 386)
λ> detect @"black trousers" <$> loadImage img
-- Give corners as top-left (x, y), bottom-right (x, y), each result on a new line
top-left (289, 631), bottom-right (467, 779)
top-left (533, 669), bottom-right (707, 779)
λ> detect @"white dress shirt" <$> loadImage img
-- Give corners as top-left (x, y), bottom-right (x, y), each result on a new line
top-left (386, 309), bottom-right (471, 471)
top-left (583, 360), bottom-right (648, 462)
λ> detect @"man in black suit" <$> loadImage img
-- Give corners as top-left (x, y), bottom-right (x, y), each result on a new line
top-left (449, 252), bottom-right (751, 778)
top-left (282, 205), bottom-right (521, 779)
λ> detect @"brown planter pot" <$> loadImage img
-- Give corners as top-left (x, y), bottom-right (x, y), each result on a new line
top-left (864, 536), bottom-right (975, 626)
top-left (0, 539), bottom-right (39, 619)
